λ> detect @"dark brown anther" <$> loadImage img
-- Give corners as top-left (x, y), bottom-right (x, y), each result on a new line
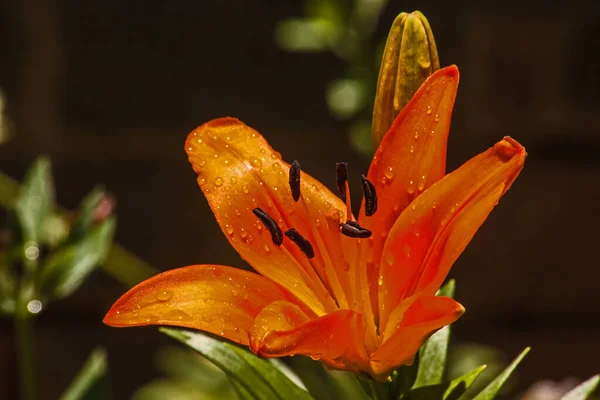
top-left (336, 162), bottom-right (348, 198)
top-left (289, 160), bottom-right (301, 202)
top-left (284, 228), bottom-right (315, 259)
top-left (340, 221), bottom-right (372, 238)
top-left (252, 208), bottom-right (283, 246)
top-left (361, 175), bottom-right (378, 217)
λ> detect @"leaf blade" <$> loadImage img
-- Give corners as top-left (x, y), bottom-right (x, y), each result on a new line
top-left (561, 374), bottom-right (600, 400)
top-left (161, 327), bottom-right (314, 400)
top-left (472, 347), bottom-right (530, 400)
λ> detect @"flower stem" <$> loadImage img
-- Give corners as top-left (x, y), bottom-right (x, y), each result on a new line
top-left (15, 280), bottom-right (36, 400)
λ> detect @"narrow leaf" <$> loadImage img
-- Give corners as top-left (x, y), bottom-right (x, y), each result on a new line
top-left (161, 328), bottom-right (314, 400)
top-left (472, 347), bottom-right (530, 400)
top-left (230, 377), bottom-right (259, 400)
top-left (59, 347), bottom-right (109, 400)
top-left (561, 375), bottom-right (600, 400)
top-left (413, 280), bottom-right (456, 389)
top-left (15, 157), bottom-right (54, 268)
top-left (408, 365), bottom-right (487, 400)
top-left (40, 217), bottom-right (116, 299)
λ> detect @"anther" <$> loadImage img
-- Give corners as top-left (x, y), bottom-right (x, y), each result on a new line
top-left (340, 221), bottom-right (372, 238)
top-left (361, 175), bottom-right (377, 216)
top-left (289, 160), bottom-right (301, 202)
top-left (336, 162), bottom-right (348, 198)
top-left (252, 208), bottom-right (283, 245)
top-left (284, 228), bottom-right (315, 259)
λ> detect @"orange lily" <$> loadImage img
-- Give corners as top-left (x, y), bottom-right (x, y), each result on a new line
top-left (104, 65), bottom-right (526, 380)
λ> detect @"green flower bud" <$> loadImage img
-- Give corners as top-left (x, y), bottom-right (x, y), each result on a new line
top-left (372, 11), bottom-right (440, 150)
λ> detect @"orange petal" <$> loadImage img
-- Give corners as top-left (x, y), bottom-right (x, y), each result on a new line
top-left (370, 295), bottom-right (464, 378)
top-left (185, 118), bottom-right (346, 315)
top-left (359, 66), bottom-right (459, 316)
top-left (249, 301), bottom-right (369, 372)
top-left (103, 264), bottom-right (302, 346)
top-left (378, 137), bottom-right (526, 330)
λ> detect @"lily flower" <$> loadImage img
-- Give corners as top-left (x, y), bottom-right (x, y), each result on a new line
top-left (104, 65), bottom-right (526, 380)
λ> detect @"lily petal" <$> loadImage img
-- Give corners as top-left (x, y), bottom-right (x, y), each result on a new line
top-left (185, 118), bottom-right (345, 315)
top-left (250, 301), bottom-right (369, 371)
top-left (103, 264), bottom-right (299, 346)
top-left (360, 66), bottom-right (459, 312)
top-left (370, 295), bottom-right (464, 378)
top-left (378, 137), bottom-right (526, 329)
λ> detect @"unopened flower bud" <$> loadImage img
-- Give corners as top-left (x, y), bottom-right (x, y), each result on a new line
top-left (372, 11), bottom-right (440, 150)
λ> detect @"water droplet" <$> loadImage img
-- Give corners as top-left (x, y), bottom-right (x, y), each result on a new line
top-left (417, 175), bottom-right (426, 191)
top-left (450, 203), bottom-right (458, 213)
top-left (242, 185), bottom-right (249, 194)
top-left (385, 252), bottom-right (395, 265)
top-left (203, 188), bottom-right (211, 194)
top-left (407, 180), bottom-right (416, 194)
top-left (213, 153), bottom-right (219, 158)
top-left (432, 202), bottom-right (437, 209)
top-left (240, 229), bottom-right (248, 239)
top-left (255, 223), bottom-right (263, 232)
top-left (235, 209), bottom-right (242, 216)
top-left (199, 160), bottom-right (206, 167)
top-left (426, 106), bottom-right (432, 115)
top-left (214, 177), bottom-right (223, 186)
top-left (429, 130), bottom-right (435, 137)
top-left (378, 275), bottom-right (383, 286)
top-left (225, 225), bottom-right (234, 235)
top-left (410, 146), bottom-right (415, 154)
top-left (434, 114), bottom-right (440, 122)
top-left (403, 244), bottom-right (411, 257)
top-left (223, 159), bottom-right (230, 166)
top-left (164, 309), bottom-right (192, 321)
top-left (414, 132), bottom-right (419, 140)
top-left (197, 138), bottom-right (203, 144)
top-left (212, 267), bottom-right (222, 276)
top-left (230, 177), bottom-right (237, 184)
top-left (272, 162), bottom-right (281, 170)
top-left (384, 166), bottom-right (394, 180)
top-left (251, 158), bottom-right (262, 168)
top-left (263, 244), bottom-right (271, 253)
top-left (156, 290), bottom-right (174, 302)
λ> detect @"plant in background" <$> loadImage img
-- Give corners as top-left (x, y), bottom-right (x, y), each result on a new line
top-left (0, 157), bottom-right (115, 400)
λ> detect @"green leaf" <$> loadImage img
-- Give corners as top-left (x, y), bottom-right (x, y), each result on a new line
top-left (230, 377), bottom-right (259, 400)
top-left (59, 347), bottom-right (109, 400)
top-left (561, 375), bottom-right (600, 400)
top-left (472, 347), bottom-right (530, 400)
top-left (15, 156), bottom-right (54, 270)
top-left (408, 365), bottom-right (487, 400)
top-left (39, 217), bottom-right (116, 299)
top-left (288, 357), bottom-right (366, 400)
top-left (161, 328), bottom-right (314, 400)
top-left (413, 280), bottom-right (456, 389)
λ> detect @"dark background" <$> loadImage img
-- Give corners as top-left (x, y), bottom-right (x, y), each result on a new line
top-left (1, 1), bottom-right (599, 398)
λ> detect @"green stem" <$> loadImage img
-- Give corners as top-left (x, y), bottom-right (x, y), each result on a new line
top-left (355, 376), bottom-right (390, 400)
top-left (15, 281), bottom-right (36, 400)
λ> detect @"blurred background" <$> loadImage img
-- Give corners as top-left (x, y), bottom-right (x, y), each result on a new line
top-left (1, 0), bottom-right (599, 398)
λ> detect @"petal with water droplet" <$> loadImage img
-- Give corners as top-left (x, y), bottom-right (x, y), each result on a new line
top-left (358, 66), bottom-right (459, 324)
top-left (185, 118), bottom-right (346, 315)
top-left (249, 300), bottom-right (369, 373)
top-left (370, 295), bottom-right (464, 377)
top-left (377, 137), bottom-right (526, 330)
top-left (103, 264), bottom-right (303, 346)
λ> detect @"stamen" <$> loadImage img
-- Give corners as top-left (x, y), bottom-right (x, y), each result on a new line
top-left (284, 228), bottom-right (315, 259)
top-left (340, 221), bottom-right (372, 238)
top-left (361, 175), bottom-right (378, 217)
top-left (289, 160), bottom-right (301, 202)
top-left (252, 208), bottom-right (283, 245)
top-left (335, 162), bottom-right (348, 198)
